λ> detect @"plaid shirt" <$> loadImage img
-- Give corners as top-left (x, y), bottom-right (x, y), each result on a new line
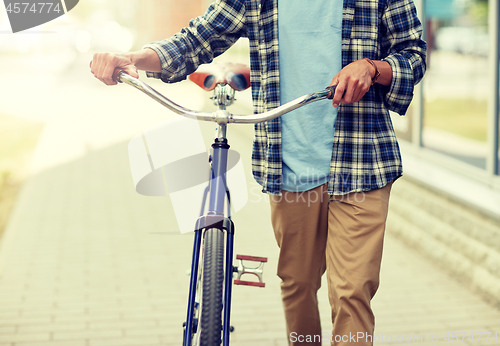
top-left (145, 0), bottom-right (427, 195)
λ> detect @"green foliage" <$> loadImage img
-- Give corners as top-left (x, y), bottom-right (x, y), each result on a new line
top-left (467, 0), bottom-right (489, 27)
top-left (424, 98), bottom-right (488, 142)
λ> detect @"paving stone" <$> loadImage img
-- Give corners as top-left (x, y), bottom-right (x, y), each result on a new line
top-left (0, 332), bottom-right (51, 343)
top-left (0, 327), bottom-right (16, 335)
top-left (15, 341), bottom-right (86, 346)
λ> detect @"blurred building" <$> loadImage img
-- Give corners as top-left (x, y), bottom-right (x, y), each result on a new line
top-left (387, 0), bottom-right (500, 308)
top-left (135, 0), bottom-right (208, 45)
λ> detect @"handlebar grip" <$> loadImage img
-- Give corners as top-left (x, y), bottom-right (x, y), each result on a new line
top-left (326, 85), bottom-right (337, 100)
top-left (89, 60), bottom-right (125, 84)
top-left (113, 68), bottom-right (124, 83)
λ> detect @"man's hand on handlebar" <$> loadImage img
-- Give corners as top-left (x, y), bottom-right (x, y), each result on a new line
top-left (91, 49), bottom-right (162, 86)
top-left (91, 52), bottom-right (139, 86)
top-left (328, 58), bottom-right (393, 108)
top-left (328, 59), bottom-right (374, 108)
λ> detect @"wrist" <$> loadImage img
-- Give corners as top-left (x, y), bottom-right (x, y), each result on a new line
top-left (128, 50), bottom-right (145, 66)
top-left (362, 58), bottom-right (380, 85)
top-left (130, 49), bottom-right (161, 73)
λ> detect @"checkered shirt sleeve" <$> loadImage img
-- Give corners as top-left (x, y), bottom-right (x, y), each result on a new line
top-left (381, 0), bottom-right (427, 115)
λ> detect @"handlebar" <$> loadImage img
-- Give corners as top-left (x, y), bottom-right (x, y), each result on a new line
top-left (116, 70), bottom-right (336, 125)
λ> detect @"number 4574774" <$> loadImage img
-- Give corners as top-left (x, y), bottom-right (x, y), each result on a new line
top-left (6, 2), bottom-right (62, 14)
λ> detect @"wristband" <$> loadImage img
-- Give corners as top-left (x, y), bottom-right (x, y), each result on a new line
top-left (362, 58), bottom-right (380, 85)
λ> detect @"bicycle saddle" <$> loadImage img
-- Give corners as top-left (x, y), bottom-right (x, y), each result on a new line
top-left (189, 62), bottom-right (251, 91)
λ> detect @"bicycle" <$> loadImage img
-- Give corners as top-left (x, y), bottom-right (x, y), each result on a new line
top-left (114, 62), bottom-right (336, 346)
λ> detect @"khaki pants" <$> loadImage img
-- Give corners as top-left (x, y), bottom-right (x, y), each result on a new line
top-left (270, 182), bottom-right (392, 346)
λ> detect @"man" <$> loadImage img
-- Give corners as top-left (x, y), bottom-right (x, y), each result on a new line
top-left (91, 0), bottom-right (426, 344)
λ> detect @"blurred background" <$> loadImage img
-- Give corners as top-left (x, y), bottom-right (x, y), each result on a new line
top-left (392, 0), bottom-right (497, 172)
top-left (0, 0), bottom-right (500, 345)
top-left (0, 0), bottom-right (250, 239)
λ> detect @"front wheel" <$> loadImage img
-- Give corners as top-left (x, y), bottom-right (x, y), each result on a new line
top-left (200, 228), bottom-right (225, 346)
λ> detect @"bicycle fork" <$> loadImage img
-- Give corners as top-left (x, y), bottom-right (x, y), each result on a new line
top-left (183, 133), bottom-right (235, 346)
top-left (183, 122), bottom-right (267, 346)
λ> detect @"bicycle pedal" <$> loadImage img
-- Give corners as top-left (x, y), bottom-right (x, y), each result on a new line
top-left (234, 279), bottom-right (265, 287)
top-left (236, 255), bottom-right (268, 262)
top-left (234, 254), bottom-right (267, 288)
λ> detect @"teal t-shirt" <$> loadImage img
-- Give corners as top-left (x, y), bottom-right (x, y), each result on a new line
top-left (278, 0), bottom-right (343, 192)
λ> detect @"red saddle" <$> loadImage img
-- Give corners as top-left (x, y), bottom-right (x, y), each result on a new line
top-left (189, 62), bottom-right (251, 91)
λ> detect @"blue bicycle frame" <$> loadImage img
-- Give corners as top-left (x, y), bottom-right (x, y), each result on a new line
top-left (183, 84), bottom-right (238, 346)
top-left (184, 141), bottom-right (234, 346)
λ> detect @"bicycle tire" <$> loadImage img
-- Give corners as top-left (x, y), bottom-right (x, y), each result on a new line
top-left (200, 228), bottom-right (225, 346)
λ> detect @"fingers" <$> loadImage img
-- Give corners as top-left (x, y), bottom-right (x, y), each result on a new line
top-left (123, 65), bottom-right (139, 79)
top-left (90, 53), bottom-right (138, 86)
top-left (330, 59), bottom-right (373, 108)
top-left (347, 79), bottom-right (370, 103)
top-left (332, 78), bottom-right (345, 108)
top-left (333, 77), bottom-right (371, 107)
top-left (90, 53), bottom-right (115, 85)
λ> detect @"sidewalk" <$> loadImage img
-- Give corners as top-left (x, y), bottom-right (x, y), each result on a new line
top-left (0, 56), bottom-right (500, 346)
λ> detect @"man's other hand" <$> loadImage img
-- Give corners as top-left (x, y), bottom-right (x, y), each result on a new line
top-left (328, 59), bottom-right (392, 108)
top-left (90, 52), bottom-right (139, 86)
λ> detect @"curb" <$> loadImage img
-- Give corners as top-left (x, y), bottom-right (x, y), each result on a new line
top-left (387, 178), bottom-right (500, 308)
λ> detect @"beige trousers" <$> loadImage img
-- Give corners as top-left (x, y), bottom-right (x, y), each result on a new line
top-left (270, 182), bottom-right (392, 346)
